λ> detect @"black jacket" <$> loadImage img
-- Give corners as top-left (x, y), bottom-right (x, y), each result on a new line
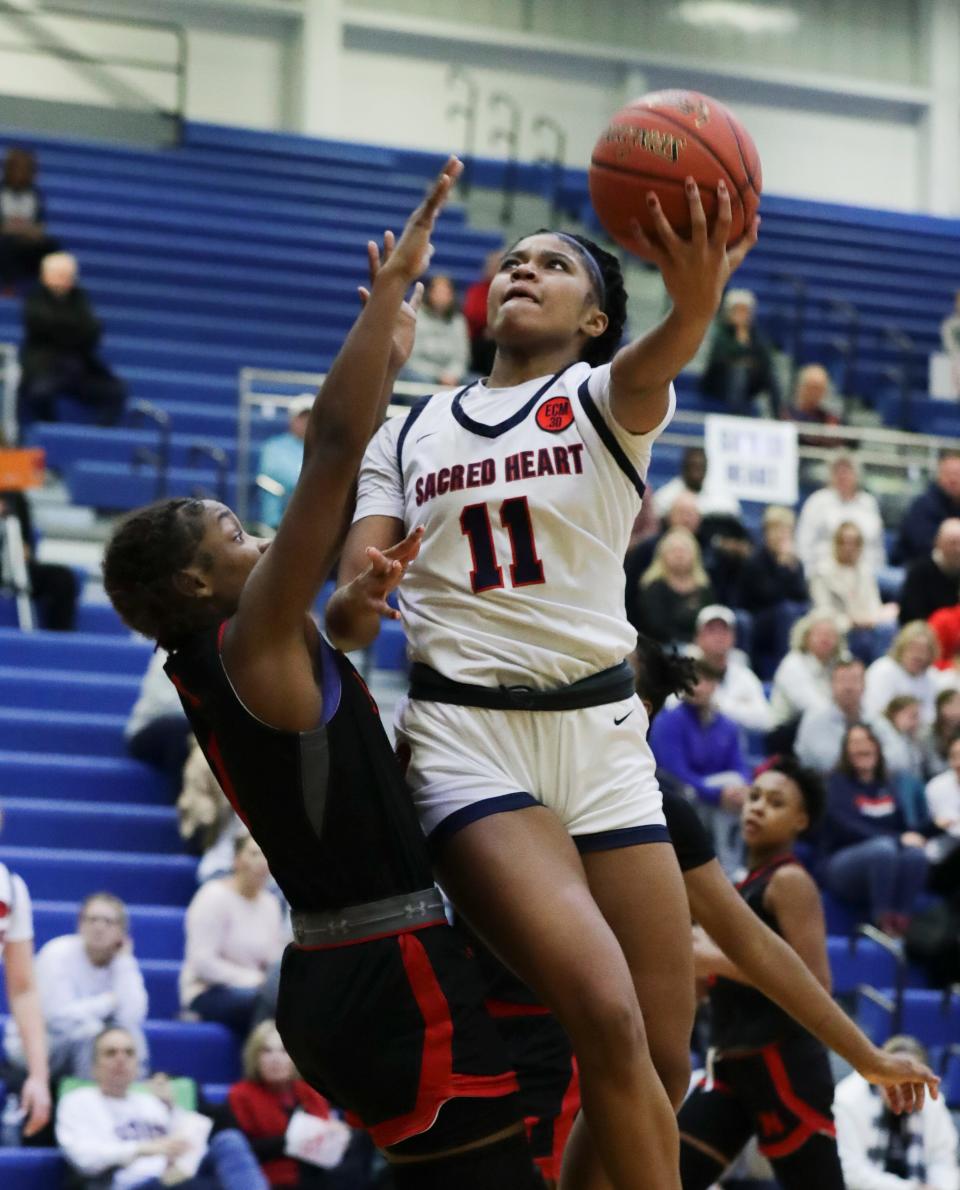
top-left (20, 284), bottom-right (103, 377)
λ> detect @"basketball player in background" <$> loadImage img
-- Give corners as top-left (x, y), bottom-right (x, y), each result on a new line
top-left (102, 159), bottom-right (543, 1190)
top-left (327, 181), bottom-right (757, 1190)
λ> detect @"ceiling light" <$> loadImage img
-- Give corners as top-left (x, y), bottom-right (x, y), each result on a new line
top-left (674, 1), bottom-right (801, 35)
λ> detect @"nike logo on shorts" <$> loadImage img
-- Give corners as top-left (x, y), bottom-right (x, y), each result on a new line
top-left (613, 710), bottom-right (634, 726)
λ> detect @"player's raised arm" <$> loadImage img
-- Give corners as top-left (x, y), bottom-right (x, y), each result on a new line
top-left (233, 157), bottom-right (461, 646)
top-left (608, 181), bottom-right (758, 434)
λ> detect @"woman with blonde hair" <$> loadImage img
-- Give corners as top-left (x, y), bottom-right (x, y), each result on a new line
top-left (629, 526), bottom-right (714, 644)
top-left (769, 610), bottom-right (845, 734)
top-left (228, 1020), bottom-right (364, 1188)
top-left (864, 622), bottom-right (940, 725)
top-left (809, 521), bottom-right (897, 664)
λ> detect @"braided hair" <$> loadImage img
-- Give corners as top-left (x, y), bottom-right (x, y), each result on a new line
top-left (103, 498), bottom-right (215, 650)
top-left (515, 230), bottom-right (629, 366)
top-left (633, 634), bottom-right (698, 722)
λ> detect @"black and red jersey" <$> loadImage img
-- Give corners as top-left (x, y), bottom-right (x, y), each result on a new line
top-left (164, 623), bottom-right (434, 914)
top-left (709, 854), bottom-right (808, 1052)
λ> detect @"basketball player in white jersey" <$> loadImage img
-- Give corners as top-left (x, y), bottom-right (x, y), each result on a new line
top-left (327, 181), bottom-right (758, 1190)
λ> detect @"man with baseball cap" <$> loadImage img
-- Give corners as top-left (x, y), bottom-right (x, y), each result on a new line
top-left (692, 605), bottom-right (772, 733)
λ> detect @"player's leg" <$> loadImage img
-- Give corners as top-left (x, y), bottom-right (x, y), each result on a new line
top-left (677, 1079), bottom-right (756, 1190)
top-left (436, 805), bottom-right (680, 1190)
top-left (766, 1134), bottom-right (845, 1190)
top-left (580, 841), bottom-right (695, 1109)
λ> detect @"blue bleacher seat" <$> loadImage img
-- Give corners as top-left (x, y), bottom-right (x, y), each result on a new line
top-left (0, 1149), bottom-right (65, 1189)
top-left (941, 1048), bottom-right (960, 1109)
top-left (828, 931), bottom-right (901, 997)
top-left (0, 751), bottom-right (169, 804)
top-left (0, 847), bottom-right (196, 905)
top-left (822, 891), bottom-right (864, 936)
top-left (31, 902), bottom-right (185, 961)
top-left (143, 1020), bottom-right (241, 1083)
top-left (374, 618), bottom-right (409, 672)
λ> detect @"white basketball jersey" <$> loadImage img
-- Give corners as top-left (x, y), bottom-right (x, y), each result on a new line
top-left (354, 361), bottom-right (674, 687)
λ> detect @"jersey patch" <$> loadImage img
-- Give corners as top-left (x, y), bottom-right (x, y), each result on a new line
top-left (535, 396), bottom-right (575, 433)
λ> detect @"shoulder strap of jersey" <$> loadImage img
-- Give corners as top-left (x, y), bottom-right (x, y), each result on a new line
top-left (395, 396), bottom-right (433, 476)
top-left (575, 377), bottom-right (646, 499)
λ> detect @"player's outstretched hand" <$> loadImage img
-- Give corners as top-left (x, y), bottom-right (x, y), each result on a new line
top-left (860, 1046), bottom-right (939, 1114)
top-left (348, 526), bottom-right (424, 622)
top-left (359, 230), bottom-right (425, 374)
top-left (378, 156), bottom-right (463, 288)
top-left (630, 178), bottom-right (760, 327)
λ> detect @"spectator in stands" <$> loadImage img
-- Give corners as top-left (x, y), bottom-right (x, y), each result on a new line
top-left (627, 527), bottom-right (714, 644)
top-left (782, 363), bottom-right (843, 450)
top-left (180, 835), bottom-right (288, 1037)
top-left (795, 452), bottom-right (885, 575)
top-left (692, 604), bottom-right (773, 732)
top-left (17, 251), bottom-right (126, 429)
top-left (652, 445), bottom-right (741, 520)
top-left (0, 842), bottom-right (50, 1139)
top-left (256, 396), bottom-right (311, 530)
top-left (0, 147), bottom-right (59, 291)
top-left (929, 689), bottom-right (960, 775)
top-left (810, 521), bottom-right (898, 664)
top-left (941, 291), bottom-right (960, 389)
top-left (898, 518), bottom-right (960, 625)
top-left (227, 1020), bottom-right (364, 1188)
top-left (178, 740), bottom-right (243, 884)
top-left (864, 621), bottom-right (939, 725)
top-left (624, 489), bottom-right (702, 592)
top-left (403, 273), bottom-right (469, 387)
top-left (699, 288), bottom-right (779, 415)
top-left (56, 1024), bottom-right (268, 1190)
top-left (872, 695), bottom-right (931, 831)
top-left (768, 610), bottom-right (843, 744)
top-left (925, 733), bottom-right (960, 838)
top-left (649, 657), bottom-right (751, 873)
top-left (0, 487), bottom-right (78, 629)
top-left (462, 246), bottom-right (501, 376)
top-left (5, 892), bottom-right (148, 1081)
top-left (736, 505), bottom-right (808, 669)
top-left (125, 649), bottom-right (191, 792)
top-left (894, 450), bottom-right (960, 565)
top-left (835, 1034), bottom-right (960, 1190)
top-left (820, 723), bottom-right (929, 936)
top-left (795, 656), bottom-right (866, 776)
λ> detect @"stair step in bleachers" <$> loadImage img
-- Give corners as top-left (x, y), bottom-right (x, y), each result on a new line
top-left (0, 751), bottom-right (169, 804)
top-left (32, 902), bottom-right (185, 960)
top-left (0, 846), bottom-right (196, 905)
top-left (0, 667), bottom-right (138, 714)
top-left (0, 627), bottom-right (150, 672)
top-left (0, 957), bottom-right (180, 1019)
top-left (0, 797), bottom-right (180, 854)
top-left (0, 708), bottom-right (130, 757)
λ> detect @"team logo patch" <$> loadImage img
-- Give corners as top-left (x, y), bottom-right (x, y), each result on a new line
top-left (536, 396), bottom-right (574, 433)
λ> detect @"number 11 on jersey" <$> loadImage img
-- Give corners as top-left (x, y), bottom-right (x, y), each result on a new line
top-left (460, 497), bottom-right (545, 593)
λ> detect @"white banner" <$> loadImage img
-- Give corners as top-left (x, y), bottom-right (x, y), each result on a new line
top-left (704, 415), bottom-right (798, 506)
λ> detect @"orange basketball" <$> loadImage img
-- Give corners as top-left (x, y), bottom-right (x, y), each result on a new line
top-left (589, 90), bottom-right (762, 259)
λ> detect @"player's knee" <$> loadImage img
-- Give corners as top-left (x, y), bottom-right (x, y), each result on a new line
top-left (560, 976), bottom-right (646, 1072)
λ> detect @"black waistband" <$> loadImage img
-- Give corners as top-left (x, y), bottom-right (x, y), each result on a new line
top-left (408, 660), bottom-right (635, 711)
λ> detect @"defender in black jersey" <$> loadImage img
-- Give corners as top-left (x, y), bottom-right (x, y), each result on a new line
top-left (678, 761), bottom-right (844, 1190)
top-left (478, 643), bottom-right (937, 1187)
top-left (103, 161), bottom-right (540, 1190)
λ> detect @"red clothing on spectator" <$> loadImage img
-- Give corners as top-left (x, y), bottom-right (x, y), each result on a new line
top-left (929, 605), bottom-right (960, 670)
top-left (462, 278), bottom-right (491, 343)
top-left (228, 1078), bottom-right (331, 1186)
top-left (782, 404), bottom-right (841, 449)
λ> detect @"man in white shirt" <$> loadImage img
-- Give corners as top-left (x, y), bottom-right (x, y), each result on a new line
top-left (56, 1025), bottom-right (267, 1190)
top-left (834, 1035), bottom-right (959, 1190)
top-left (5, 892), bottom-right (148, 1080)
top-left (795, 658), bottom-right (867, 776)
top-left (691, 605), bottom-right (772, 733)
top-left (0, 856), bottom-right (50, 1137)
top-left (652, 445), bottom-right (742, 520)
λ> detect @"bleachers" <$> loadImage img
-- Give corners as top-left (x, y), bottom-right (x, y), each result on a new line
top-left (3, 120), bottom-right (958, 513)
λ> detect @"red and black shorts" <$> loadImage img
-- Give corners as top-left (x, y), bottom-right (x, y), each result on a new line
top-left (276, 923), bottom-right (520, 1152)
top-left (677, 1035), bottom-right (844, 1190)
top-left (485, 1000), bottom-right (581, 1184)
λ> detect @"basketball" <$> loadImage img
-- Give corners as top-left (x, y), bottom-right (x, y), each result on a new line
top-left (589, 89), bottom-right (762, 258)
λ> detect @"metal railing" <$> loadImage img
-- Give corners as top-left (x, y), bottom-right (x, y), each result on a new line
top-left (0, 2), bottom-right (187, 142)
top-left (238, 366), bottom-right (960, 526)
top-left (0, 342), bottom-right (18, 445)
